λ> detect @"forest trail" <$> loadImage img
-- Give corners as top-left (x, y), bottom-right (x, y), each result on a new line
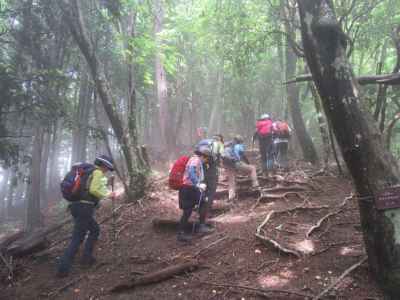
top-left (1, 152), bottom-right (383, 300)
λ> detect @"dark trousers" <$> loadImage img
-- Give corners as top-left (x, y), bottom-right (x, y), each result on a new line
top-left (259, 135), bottom-right (273, 170)
top-left (58, 202), bottom-right (100, 273)
top-left (274, 141), bottom-right (289, 169)
top-left (204, 163), bottom-right (218, 207)
top-left (178, 186), bottom-right (206, 233)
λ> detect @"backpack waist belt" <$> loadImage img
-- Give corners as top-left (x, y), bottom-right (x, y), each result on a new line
top-left (79, 200), bottom-right (96, 205)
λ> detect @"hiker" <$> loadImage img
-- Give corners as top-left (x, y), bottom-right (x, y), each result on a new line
top-left (197, 134), bottom-right (225, 217)
top-left (223, 135), bottom-right (259, 201)
top-left (272, 120), bottom-right (291, 170)
top-left (177, 146), bottom-right (214, 242)
top-left (253, 114), bottom-right (274, 174)
top-left (57, 155), bottom-right (115, 278)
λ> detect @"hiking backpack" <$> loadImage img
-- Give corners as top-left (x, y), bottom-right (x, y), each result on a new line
top-left (221, 145), bottom-right (237, 167)
top-left (168, 156), bottom-right (190, 190)
top-left (256, 119), bottom-right (273, 137)
top-left (273, 121), bottom-right (290, 138)
top-left (60, 163), bottom-right (96, 202)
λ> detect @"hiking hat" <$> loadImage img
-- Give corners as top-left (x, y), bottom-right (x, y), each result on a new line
top-left (94, 155), bottom-right (114, 171)
top-left (260, 113), bottom-right (270, 120)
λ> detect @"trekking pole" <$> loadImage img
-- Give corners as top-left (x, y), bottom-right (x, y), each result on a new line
top-left (110, 175), bottom-right (117, 259)
top-left (193, 190), bottom-right (204, 234)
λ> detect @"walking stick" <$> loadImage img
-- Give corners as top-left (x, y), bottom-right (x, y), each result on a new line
top-left (110, 175), bottom-right (117, 259)
top-left (193, 190), bottom-right (204, 234)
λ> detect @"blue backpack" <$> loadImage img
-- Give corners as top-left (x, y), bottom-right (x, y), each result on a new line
top-left (60, 163), bottom-right (96, 202)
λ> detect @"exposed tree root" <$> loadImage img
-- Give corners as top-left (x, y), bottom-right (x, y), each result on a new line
top-left (196, 278), bottom-right (314, 298)
top-left (313, 257), bottom-right (367, 300)
top-left (255, 211), bottom-right (301, 258)
top-left (306, 211), bottom-right (341, 238)
top-left (109, 260), bottom-right (199, 293)
top-left (193, 236), bottom-right (229, 258)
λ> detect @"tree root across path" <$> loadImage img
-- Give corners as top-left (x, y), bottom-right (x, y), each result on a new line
top-left (194, 277), bottom-right (314, 298)
top-left (109, 260), bottom-right (199, 293)
top-left (313, 256), bottom-right (367, 300)
top-left (255, 211), bottom-right (301, 258)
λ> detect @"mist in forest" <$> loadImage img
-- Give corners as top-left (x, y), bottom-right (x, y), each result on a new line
top-left (0, 0), bottom-right (398, 239)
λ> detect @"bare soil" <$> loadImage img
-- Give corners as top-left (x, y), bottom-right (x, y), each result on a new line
top-left (0, 157), bottom-right (384, 300)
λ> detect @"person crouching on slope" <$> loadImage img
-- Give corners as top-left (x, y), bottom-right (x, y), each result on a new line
top-left (177, 146), bottom-right (214, 243)
top-left (57, 155), bottom-right (116, 278)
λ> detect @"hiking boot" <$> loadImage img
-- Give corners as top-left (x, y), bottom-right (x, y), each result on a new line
top-left (177, 232), bottom-right (192, 243)
top-left (80, 256), bottom-right (97, 267)
top-left (197, 224), bottom-right (215, 234)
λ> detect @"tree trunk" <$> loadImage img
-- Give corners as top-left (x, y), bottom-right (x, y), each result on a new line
top-left (47, 120), bottom-right (61, 204)
top-left (283, 3), bottom-right (319, 165)
top-left (154, 0), bottom-right (170, 152)
top-left (0, 169), bottom-right (10, 222)
top-left (298, 1), bottom-right (400, 297)
top-left (60, 0), bottom-right (148, 200)
top-left (310, 83), bottom-right (330, 169)
top-left (26, 126), bottom-right (44, 232)
top-left (71, 70), bottom-right (91, 164)
top-left (39, 131), bottom-right (51, 209)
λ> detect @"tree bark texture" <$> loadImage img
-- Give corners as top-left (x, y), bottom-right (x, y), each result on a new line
top-left (154, 0), bottom-right (170, 152)
top-left (26, 126), bottom-right (44, 232)
top-left (297, 1), bottom-right (400, 296)
top-left (71, 70), bottom-right (91, 164)
top-left (283, 2), bottom-right (319, 165)
top-left (61, 0), bottom-right (148, 200)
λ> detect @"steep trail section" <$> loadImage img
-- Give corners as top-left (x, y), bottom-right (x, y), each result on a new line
top-left (1, 160), bottom-right (383, 300)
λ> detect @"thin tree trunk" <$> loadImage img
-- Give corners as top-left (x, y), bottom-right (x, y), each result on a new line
top-left (40, 131), bottom-right (51, 209)
top-left (0, 169), bottom-right (10, 222)
top-left (298, 1), bottom-right (400, 296)
top-left (283, 2), bottom-right (319, 165)
top-left (26, 126), bottom-right (44, 232)
top-left (60, 0), bottom-right (148, 200)
top-left (154, 0), bottom-right (170, 152)
top-left (310, 83), bottom-right (330, 169)
top-left (71, 70), bottom-right (91, 164)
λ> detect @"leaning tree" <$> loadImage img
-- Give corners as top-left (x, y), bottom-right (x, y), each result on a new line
top-left (297, 0), bottom-right (400, 297)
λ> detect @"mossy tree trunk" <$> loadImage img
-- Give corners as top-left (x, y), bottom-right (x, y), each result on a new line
top-left (298, 0), bottom-right (400, 297)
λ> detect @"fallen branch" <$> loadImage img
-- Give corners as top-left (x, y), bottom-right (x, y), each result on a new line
top-left (109, 260), bottom-right (199, 293)
top-left (313, 256), bottom-right (367, 300)
top-left (262, 185), bottom-right (308, 193)
top-left (306, 210), bottom-right (342, 238)
top-left (193, 236), bottom-right (229, 258)
top-left (46, 275), bottom-right (86, 298)
top-left (196, 279), bottom-right (314, 298)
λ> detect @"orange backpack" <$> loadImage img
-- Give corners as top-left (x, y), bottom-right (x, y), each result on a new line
top-left (273, 121), bottom-right (290, 138)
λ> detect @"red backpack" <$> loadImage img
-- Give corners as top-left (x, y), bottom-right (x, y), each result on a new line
top-left (168, 156), bottom-right (190, 190)
top-left (256, 119), bottom-right (273, 137)
top-left (273, 121), bottom-right (290, 137)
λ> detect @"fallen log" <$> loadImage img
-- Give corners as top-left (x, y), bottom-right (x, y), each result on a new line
top-left (109, 260), bottom-right (199, 293)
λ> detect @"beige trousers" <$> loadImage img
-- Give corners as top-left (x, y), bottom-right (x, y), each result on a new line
top-left (226, 162), bottom-right (259, 200)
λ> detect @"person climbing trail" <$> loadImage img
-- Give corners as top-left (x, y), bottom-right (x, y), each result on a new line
top-left (272, 120), bottom-right (291, 170)
top-left (57, 155), bottom-right (116, 278)
top-left (253, 114), bottom-right (274, 174)
top-left (223, 135), bottom-right (259, 202)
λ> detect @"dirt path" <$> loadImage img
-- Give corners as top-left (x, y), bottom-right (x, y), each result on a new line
top-left (1, 161), bottom-right (383, 300)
